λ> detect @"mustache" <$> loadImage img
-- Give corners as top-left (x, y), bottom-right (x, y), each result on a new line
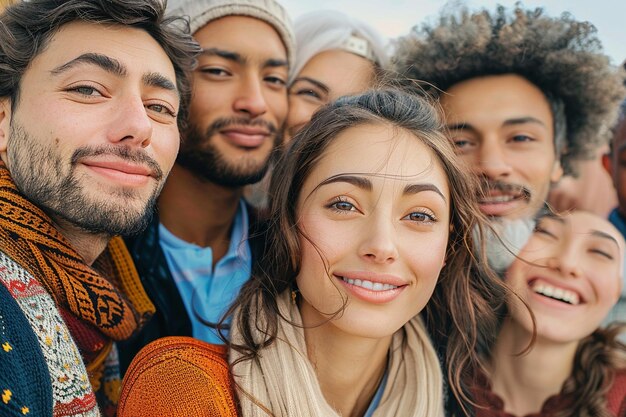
top-left (477, 178), bottom-right (531, 200)
top-left (206, 116), bottom-right (277, 136)
top-left (71, 145), bottom-right (164, 180)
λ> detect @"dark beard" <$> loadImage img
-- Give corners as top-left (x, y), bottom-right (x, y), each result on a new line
top-left (177, 117), bottom-right (280, 187)
top-left (7, 123), bottom-right (164, 236)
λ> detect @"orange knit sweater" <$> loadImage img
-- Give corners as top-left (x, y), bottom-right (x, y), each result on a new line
top-left (118, 337), bottom-right (239, 417)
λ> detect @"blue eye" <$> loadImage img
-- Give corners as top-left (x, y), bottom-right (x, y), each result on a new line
top-left (403, 211), bottom-right (436, 223)
top-left (330, 201), bottom-right (355, 212)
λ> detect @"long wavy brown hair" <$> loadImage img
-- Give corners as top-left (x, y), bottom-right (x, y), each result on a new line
top-left (555, 324), bottom-right (626, 417)
top-left (224, 89), bottom-right (510, 415)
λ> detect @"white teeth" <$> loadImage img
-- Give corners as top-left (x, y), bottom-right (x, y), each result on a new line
top-left (482, 195), bottom-right (515, 203)
top-left (532, 282), bottom-right (580, 305)
top-left (340, 277), bottom-right (398, 292)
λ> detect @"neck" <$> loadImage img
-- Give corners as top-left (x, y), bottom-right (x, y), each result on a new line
top-left (158, 164), bottom-right (243, 263)
top-left (51, 217), bottom-right (109, 265)
top-left (489, 318), bottom-right (578, 416)
top-left (302, 310), bottom-right (390, 417)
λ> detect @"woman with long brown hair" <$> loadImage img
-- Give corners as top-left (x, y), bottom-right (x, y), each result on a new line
top-left (119, 89), bottom-right (507, 417)
top-left (474, 210), bottom-right (626, 416)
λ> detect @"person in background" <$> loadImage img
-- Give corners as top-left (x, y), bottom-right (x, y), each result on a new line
top-left (393, 6), bottom-right (624, 222)
top-left (548, 60), bottom-right (626, 218)
top-left (118, 89), bottom-right (509, 417)
top-left (246, 9), bottom-right (389, 208)
top-left (603, 97), bottom-right (626, 326)
top-left (118, 0), bottom-right (295, 373)
top-left (474, 210), bottom-right (626, 416)
top-left (285, 9), bottom-right (388, 141)
top-left (0, 0), bottom-right (198, 414)
top-left (393, 6), bottom-right (625, 414)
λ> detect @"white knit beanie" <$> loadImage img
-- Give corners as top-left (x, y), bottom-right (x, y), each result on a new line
top-left (168, 0), bottom-right (295, 67)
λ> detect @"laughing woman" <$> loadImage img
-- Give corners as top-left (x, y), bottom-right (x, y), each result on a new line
top-left (119, 90), bottom-right (507, 417)
top-left (474, 210), bottom-right (626, 416)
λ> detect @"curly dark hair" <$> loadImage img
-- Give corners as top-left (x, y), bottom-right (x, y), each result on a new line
top-left (393, 5), bottom-right (626, 176)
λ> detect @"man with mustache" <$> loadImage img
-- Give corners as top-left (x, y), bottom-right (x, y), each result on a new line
top-left (394, 6), bottom-right (624, 223)
top-left (0, 0), bottom-right (198, 415)
top-left (393, 7), bottom-right (625, 415)
top-left (118, 0), bottom-right (295, 372)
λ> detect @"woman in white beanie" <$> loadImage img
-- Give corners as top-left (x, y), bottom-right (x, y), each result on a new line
top-left (285, 10), bottom-right (389, 141)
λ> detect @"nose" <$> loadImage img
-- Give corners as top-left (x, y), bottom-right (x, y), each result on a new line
top-left (358, 216), bottom-right (399, 264)
top-left (475, 142), bottom-right (513, 180)
top-left (546, 243), bottom-right (583, 279)
top-left (108, 95), bottom-right (153, 148)
top-left (233, 74), bottom-right (268, 118)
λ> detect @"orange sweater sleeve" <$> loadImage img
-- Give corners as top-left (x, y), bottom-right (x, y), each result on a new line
top-left (118, 336), bottom-right (239, 417)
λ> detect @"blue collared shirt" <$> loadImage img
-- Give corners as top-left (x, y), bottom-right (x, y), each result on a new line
top-left (159, 200), bottom-right (252, 344)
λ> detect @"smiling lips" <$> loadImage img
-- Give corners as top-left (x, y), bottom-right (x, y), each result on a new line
top-left (82, 160), bottom-right (156, 186)
top-left (335, 272), bottom-right (408, 304)
top-left (221, 126), bottom-right (270, 148)
top-left (528, 278), bottom-right (583, 306)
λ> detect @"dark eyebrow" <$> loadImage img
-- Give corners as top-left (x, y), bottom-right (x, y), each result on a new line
top-left (201, 48), bottom-right (287, 69)
top-left (51, 53), bottom-right (126, 77)
top-left (447, 117), bottom-right (547, 132)
top-left (291, 76), bottom-right (330, 94)
top-left (590, 230), bottom-right (620, 249)
top-left (404, 183), bottom-right (446, 202)
top-left (201, 47), bottom-right (243, 64)
top-left (541, 216), bottom-right (620, 248)
top-left (143, 72), bottom-right (177, 92)
top-left (264, 58), bottom-right (289, 69)
top-left (317, 175), bottom-right (372, 191)
top-left (502, 117), bottom-right (547, 128)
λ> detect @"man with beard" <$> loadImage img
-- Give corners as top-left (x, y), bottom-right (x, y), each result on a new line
top-left (394, 6), bottom-right (624, 223)
top-left (0, 0), bottom-right (198, 415)
top-left (393, 6), bottom-right (625, 415)
top-left (118, 0), bottom-right (294, 372)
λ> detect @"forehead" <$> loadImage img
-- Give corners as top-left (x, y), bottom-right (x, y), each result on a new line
top-left (26, 21), bottom-right (176, 81)
top-left (298, 50), bottom-right (374, 95)
top-left (193, 15), bottom-right (286, 61)
top-left (441, 74), bottom-right (554, 130)
top-left (544, 211), bottom-right (625, 249)
top-left (309, 123), bottom-right (450, 192)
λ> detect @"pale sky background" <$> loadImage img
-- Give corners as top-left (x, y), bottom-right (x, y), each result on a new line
top-left (281, 0), bottom-right (625, 65)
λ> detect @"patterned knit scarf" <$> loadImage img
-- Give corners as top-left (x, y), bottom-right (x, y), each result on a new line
top-left (0, 162), bottom-right (154, 411)
top-left (230, 291), bottom-right (445, 417)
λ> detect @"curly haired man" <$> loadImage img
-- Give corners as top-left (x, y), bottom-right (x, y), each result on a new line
top-left (394, 6), bottom-right (624, 221)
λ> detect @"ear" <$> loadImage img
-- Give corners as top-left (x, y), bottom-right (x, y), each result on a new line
top-left (0, 98), bottom-right (11, 156)
top-left (602, 152), bottom-right (613, 176)
top-left (550, 160), bottom-right (564, 183)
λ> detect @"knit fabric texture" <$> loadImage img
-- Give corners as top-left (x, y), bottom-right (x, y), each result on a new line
top-left (0, 161), bottom-right (155, 414)
top-left (0, 252), bottom-right (100, 416)
top-left (118, 337), bottom-right (237, 417)
top-left (0, 277), bottom-right (53, 416)
top-left (168, 0), bottom-right (295, 66)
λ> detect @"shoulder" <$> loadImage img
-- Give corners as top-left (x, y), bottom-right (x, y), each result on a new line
top-left (119, 336), bottom-right (238, 417)
top-left (607, 368), bottom-right (626, 416)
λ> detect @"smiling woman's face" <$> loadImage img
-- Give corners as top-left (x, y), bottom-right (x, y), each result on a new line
top-left (295, 123), bottom-right (451, 339)
top-left (505, 210), bottom-right (625, 343)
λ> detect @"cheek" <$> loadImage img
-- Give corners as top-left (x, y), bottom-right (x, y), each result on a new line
top-left (267, 92), bottom-right (288, 124)
top-left (148, 127), bottom-right (180, 176)
top-left (286, 99), bottom-right (316, 129)
top-left (403, 233), bottom-right (448, 282)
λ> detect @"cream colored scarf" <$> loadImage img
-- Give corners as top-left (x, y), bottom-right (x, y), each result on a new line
top-left (230, 291), bottom-right (444, 417)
